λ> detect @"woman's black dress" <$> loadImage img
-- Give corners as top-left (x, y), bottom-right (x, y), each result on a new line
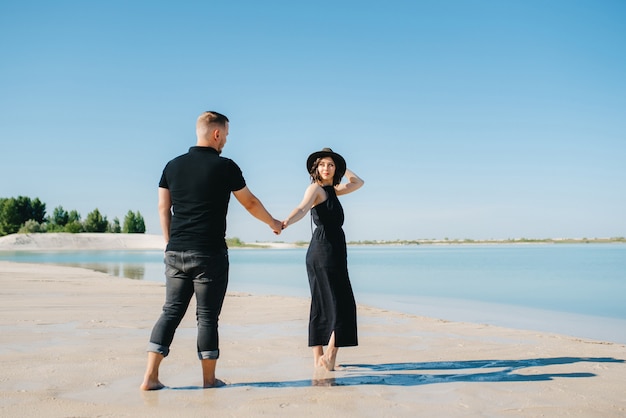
top-left (305, 185), bottom-right (358, 347)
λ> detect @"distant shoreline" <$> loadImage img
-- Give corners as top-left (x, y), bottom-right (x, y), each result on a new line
top-left (0, 232), bottom-right (623, 252)
top-left (346, 237), bottom-right (626, 246)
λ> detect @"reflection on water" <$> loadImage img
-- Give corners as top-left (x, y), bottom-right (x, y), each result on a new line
top-left (124, 264), bottom-right (146, 280)
top-left (0, 250), bottom-right (165, 282)
top-left (64, 263), bottom-right (146, 280)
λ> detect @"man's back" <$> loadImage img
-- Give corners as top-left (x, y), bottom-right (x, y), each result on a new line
top-left (159, 146), bottom-right (246, 252)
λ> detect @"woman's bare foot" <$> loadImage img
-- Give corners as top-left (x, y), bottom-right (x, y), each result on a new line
top-left (315, 357), bottom-right (326, 368)
top-left (313, 346), bottom-right (325, 368)
top-left (140, 377), bottom-right (165, 391)
top-left (320, 355), bottom-right (336, 371)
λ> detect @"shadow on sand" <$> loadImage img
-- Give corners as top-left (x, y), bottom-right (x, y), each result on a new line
top-left (219, 356), bottom-right (624, 388)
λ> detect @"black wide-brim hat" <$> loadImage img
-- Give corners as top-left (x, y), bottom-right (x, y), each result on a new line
top-left (306, 148), bottom-right (346, 178)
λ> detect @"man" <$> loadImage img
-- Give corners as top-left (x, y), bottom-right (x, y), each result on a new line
top-left (140, 111), bottom-right (282, 390)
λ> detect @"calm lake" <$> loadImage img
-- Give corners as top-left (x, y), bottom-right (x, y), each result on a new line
top-left (2, 244), bottom-right (625, 344)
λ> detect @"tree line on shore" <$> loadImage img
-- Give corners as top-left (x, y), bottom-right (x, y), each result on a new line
top-left (0, 196), bottom-right (145, 236)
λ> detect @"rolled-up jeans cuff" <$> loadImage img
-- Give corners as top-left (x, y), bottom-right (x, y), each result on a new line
top-left (198, 349), bottom-right (219, 360)
top-left (147, 342), bottom-right (170, 357)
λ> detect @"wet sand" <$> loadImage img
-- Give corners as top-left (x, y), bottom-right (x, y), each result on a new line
top-left (1, 260), bottom-right (625, 417)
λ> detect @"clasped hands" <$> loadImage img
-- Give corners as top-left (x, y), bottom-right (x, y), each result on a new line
top-left (270, 219), bottom-right (290, 235)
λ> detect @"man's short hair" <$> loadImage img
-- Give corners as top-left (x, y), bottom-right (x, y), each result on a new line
top-left (198, 111), bottom-right (229, 127)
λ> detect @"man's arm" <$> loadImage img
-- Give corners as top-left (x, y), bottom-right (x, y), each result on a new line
top-left (233, 186), bottom-right (282, 234)
top-left (158, 187), bottom-right (172, 243)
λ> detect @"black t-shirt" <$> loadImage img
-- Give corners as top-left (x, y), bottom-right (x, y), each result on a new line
top-left (159, 146), bottom-right (246, 252)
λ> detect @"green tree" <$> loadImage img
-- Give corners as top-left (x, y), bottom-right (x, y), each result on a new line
top-left (64, 220), bottom-right (84, 233)
top-left (46, 206), bottom-right (69, 232)
top-left (68, 210), bottom-right (81, 223)
top-left (14, 196), bottom-right (46, 224)
top-left (0, 200), bottom-right (4, 235)
top-left (123, 210), bottom-right (146, 233)
top-left (109, 217), bottom-right (122, 233)
top-left (134, 211), bottom-right (146, 233)
top-left (19, 219), bottom-right (45, 233)
top-left (84, 208), bottom-right (108, 232)
top-left (0, 196), bottom-right (47, 235)
top-left (52, 206), bottom-right (69, 226)
top-left (30, 197), bottom-right (46, 224)
top-left (122, 211), bottom-right (135, 233)
top-left (63, 210), bottom-right (83, 233)
top-left (0, 198), bottom-right (21, 235)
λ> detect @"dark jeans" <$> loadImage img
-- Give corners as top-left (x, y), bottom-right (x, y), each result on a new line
top-left (147, 250), bottom-right (229, 360)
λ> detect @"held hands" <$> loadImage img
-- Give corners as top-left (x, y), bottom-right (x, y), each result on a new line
top-left (271, 219), bottom-right (283, 235)
top-left (269, 218), bottom-right (290, 235)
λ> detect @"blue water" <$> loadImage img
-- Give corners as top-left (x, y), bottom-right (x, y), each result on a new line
top-left (2, 244), bottom-right (625, 344)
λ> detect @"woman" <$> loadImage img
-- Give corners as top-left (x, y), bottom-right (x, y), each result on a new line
top-left (282, 148), bottom-right (364, 371)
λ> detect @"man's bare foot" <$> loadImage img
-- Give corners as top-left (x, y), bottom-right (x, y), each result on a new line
top-left (203, 378), bottom-right (226, 388)
top-left (140, 378), bottom-right (165, 391)
top-left (141, 352), bottom-right (165, 390)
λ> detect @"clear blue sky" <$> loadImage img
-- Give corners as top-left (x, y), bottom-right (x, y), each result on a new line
top-left (1, 0), bottom-right (625, 242)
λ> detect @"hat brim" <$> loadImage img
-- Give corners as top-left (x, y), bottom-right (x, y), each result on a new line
top-left (306, 150), bottom-right (346, 178)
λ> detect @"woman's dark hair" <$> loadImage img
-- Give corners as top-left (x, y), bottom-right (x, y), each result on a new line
top-left (309, 157), bottom-right (342, 186)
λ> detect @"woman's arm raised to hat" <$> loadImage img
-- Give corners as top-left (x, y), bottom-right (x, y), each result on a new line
top-left (335, 168), bottom-right (364, 196)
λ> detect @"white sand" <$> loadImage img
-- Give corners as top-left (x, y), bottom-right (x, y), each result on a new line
top-left (0, 232), bottom-right (166, 251)
top-left (0, 260), bottom-right (625, 417)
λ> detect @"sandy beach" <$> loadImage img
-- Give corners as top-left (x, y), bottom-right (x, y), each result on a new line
top-left (0, 236), bottom-right (625, 417)
top-left (0, 232), bottom-right (167, 251)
